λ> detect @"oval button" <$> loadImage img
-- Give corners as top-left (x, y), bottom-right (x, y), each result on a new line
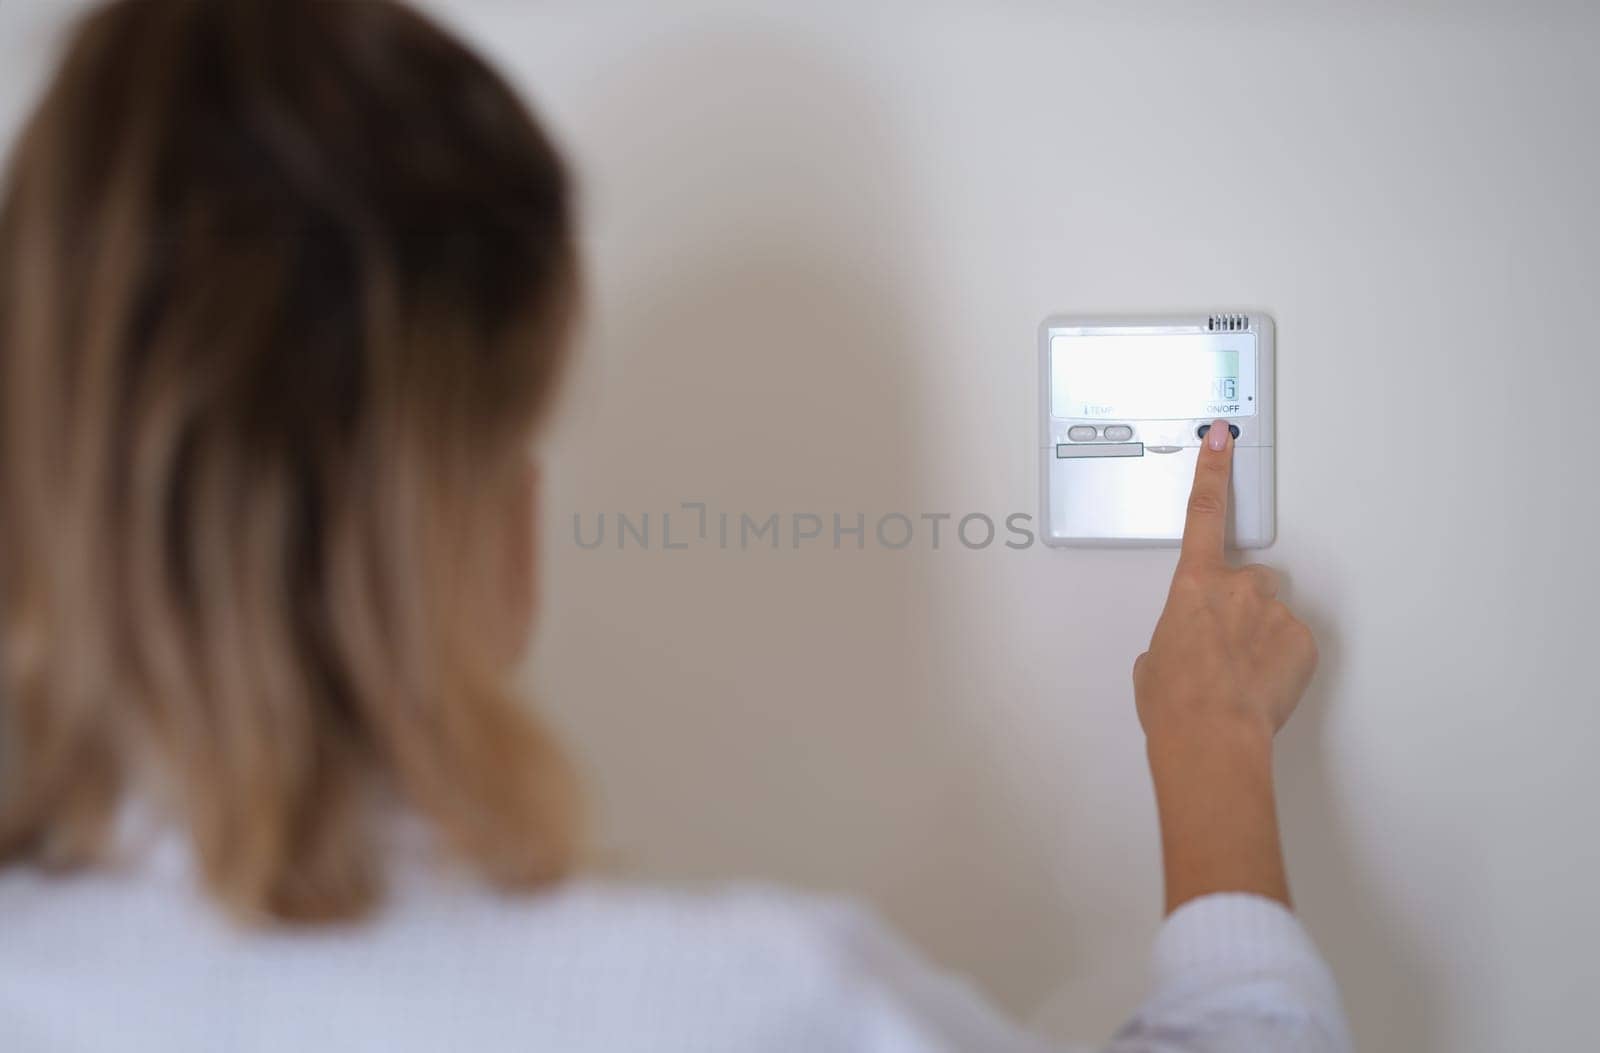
top-left (1103, 425), bottom-right (1133, 441)
top-left (1067, 425), bottom-right (1098, 441)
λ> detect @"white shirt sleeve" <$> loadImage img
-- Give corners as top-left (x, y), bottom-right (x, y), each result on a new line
top-left (1103, 894), bottom-right (1354, 1053)
top-left (811, 892), bottom-right (1351, 1053)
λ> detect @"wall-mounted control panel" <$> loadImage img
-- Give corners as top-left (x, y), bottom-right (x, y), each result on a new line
top-left (1039, 313), bottom-right (1275, 547)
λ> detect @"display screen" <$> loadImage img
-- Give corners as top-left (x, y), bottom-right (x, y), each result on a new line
top-left (1050, 332), bottom-right (1257, 420)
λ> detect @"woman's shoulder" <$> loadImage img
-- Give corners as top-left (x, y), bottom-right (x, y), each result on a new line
top-left (455, 877), bottom-right (1050, 1050)
top-left (370, 874), bottom-right (983, 1050)
top-left (0, 860), bottom-right (1051, 1052)
top-left (396, 873), bottom-right (891, 990)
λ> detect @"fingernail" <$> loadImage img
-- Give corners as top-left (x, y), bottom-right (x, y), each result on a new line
top-left (1206, 419), bottom-right (1229, 451)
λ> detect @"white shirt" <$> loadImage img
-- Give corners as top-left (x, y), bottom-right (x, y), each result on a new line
top-left (0, 831), bottom-right (1351, 1052)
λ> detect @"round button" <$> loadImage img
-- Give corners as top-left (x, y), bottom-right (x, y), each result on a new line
top-left (1067, 425), bottom-right (1098, 441)
top-left (1103, 425), bottom-right (1133, 442)
top-left (1196, 423), bottom-right (1241, 440)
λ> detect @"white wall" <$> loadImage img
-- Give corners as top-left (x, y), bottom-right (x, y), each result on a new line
top-left (3, 3), bottom-right (1597, 1050)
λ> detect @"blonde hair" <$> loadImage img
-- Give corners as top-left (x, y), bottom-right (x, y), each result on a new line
top-left (0, 0), bottom-right (580, 921)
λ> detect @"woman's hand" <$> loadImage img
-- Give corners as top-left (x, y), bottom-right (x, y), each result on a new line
top-left (1135, 420), bottom-right (1319, 914)
top-left (1135, 422), bottom-right (1319, 747)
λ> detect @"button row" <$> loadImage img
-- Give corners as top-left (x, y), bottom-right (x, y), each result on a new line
top-left (1067, 424), bottom-right (1243, 443)
top-left (1066, 425), bottom-right (1135, 442)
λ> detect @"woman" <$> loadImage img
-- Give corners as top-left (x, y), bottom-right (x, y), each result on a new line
top-left (0, 2), bottom-right (1348, 1050)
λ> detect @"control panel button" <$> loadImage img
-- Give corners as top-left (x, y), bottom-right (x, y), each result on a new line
top-left (1103, 425), bottom-right (1133, 442)
top-left (1196, 423), bottom-right (1241, 440)
top-left (1067, 425), bottom-right (1098, 441)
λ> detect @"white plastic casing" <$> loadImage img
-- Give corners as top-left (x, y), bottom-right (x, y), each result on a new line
top-left (1039, 312), bottom-right (1276, 548)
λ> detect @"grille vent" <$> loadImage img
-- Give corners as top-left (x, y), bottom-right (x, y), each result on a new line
top-left (1207, 313), bottom-right (1249, 333)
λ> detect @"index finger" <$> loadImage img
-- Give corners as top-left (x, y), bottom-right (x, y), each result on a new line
top-left (1178, 419), bottom-right (1234, 569)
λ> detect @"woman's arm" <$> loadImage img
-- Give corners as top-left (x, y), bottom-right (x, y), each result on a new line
top-left (1101, 420), bottom-right (1349, 1050)
top-left (789, 422), bottom-right (1347, 1052)
top-left (1135, 420), bottom-right (1317, 915)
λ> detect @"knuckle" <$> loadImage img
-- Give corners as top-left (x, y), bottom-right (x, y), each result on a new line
top-left (1222, 565), bottom-right (1259, 590)
top-left (1288, 619), bottom-right (1318, 658)
top-left (1223, 577), bottom-right (1258, 606)
top-left (1243, 563), bottom-right (1280, 594)
top-left (1186, 491), bottom-right (1226, 518)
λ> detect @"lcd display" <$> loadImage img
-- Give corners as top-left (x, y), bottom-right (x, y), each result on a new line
top-left (1050, 332), bottom-right (1257, 420)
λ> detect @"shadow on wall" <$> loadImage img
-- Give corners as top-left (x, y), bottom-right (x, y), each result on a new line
top-left (539, 21), bottom-right (1067, 1023)
top-left (1279, 564), bottom-right (1446, 1052)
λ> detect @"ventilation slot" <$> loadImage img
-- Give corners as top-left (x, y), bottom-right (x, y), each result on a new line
top-left (1207, 313), bottom-right (1249, 333)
